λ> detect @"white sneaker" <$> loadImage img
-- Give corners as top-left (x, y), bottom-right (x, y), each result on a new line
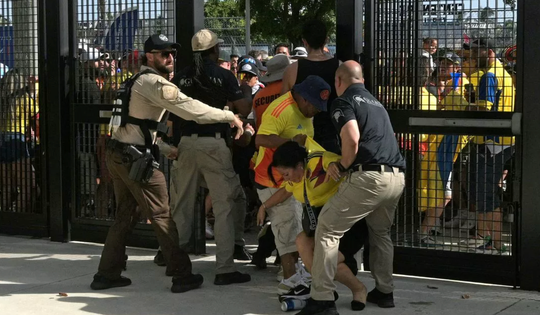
top-left (205, 220), bottom-right (214, 240)
top-left (277, 273), bottom-right (302, 295)
top-left (420, 235), bottom-right (443, 247)
top-left (279, 279), bottom-right (311, 301)
top-left (296, 262), bottom-right (312, 284)
top-left (460, 235), bottom-right (489, 247)
top-left (460, 212), bottom-right (476, 230)
top-left (443, 210), bottom-right (468, 228)
top-left (276, 266), bottom-right (283, 282)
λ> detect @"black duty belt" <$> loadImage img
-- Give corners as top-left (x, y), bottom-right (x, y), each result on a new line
top-left (181, 131), bottom-right (226, 138)
top-left (106, 139), bottom-right (147, 153)
top-left (352, 164), bottom-right (404, 173)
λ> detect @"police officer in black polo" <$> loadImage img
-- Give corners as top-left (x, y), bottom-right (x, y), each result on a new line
top-left (168, 29), bottom-right (252, 285)
top-left (300, 61), bottom-right (406, 315)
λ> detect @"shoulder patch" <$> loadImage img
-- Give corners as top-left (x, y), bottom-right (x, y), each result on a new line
top-left (333, 109), bottom-right (344, 122)
top-left (162, 85), bottom-right (178, 100)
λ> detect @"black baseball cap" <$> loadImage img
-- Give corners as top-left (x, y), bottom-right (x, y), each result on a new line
top-left (238, 62), bottom-right (260, 77)
top-left (144, 34), bottom-right (180, 53)
top-left (292, 75), bottom-right (331, 112)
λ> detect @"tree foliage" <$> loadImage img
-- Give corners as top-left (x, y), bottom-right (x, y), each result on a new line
top-left (240, 0), bottom-right (336, 46)
top-left (205, 0), bottom-right (242, 18)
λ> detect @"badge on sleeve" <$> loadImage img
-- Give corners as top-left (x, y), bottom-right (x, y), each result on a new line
top-left (333, 109), bottom-right (344, 123)
top-left (162, 85), bottom-right (178, 100)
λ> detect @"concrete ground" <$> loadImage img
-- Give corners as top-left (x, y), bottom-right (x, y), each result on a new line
top-left (1, 234), bottom-right (540, 315)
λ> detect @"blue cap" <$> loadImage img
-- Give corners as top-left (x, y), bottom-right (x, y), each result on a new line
top-left (292, 75), bottom-right (331, 112)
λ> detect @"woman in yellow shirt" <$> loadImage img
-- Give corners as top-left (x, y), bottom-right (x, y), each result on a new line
top-left (0, 69), bottom-right (38, 212)
top-left (257, 140), bottom-right (368, 311)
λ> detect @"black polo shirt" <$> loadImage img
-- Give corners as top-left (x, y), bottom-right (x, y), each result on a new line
top-left (331, 83), bottom-right (406, 169)
top-left (170, 58), bottom-right (243, 145)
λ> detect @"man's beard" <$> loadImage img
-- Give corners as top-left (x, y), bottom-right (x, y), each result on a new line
top-left (155, 63), bottom-right (172, 75)
top-left (477, 56), bottom-right (489, 69)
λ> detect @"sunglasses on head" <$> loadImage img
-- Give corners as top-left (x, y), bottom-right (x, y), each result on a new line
top-left (152, 50), bottom-right (177, 58)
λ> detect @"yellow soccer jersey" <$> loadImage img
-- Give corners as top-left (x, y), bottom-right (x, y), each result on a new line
top-left (284, 138), bottom-right (343, 207)
top-left (254, 92), bottom-right (314, 187)
top-left (474, 59), bottom-right (515, 145)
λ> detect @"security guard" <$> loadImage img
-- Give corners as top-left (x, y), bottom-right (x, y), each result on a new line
top-left (169, 29), bottom-right (252, 285)
top-left (300, 61), bottom-right (405, 315)
top-left (90, 34), bottom-right (244, 293)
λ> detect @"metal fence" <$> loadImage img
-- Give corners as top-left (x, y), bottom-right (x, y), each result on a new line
top-left (366, 0), bottom-right (518, 284)
top-left (73, 0), bottom-right (175, 223)
top-left (0, 1), bottom-right (41, 220)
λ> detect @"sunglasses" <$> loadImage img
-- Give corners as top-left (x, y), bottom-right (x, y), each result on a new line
top-left (152, 50), bottom-right (177, 58)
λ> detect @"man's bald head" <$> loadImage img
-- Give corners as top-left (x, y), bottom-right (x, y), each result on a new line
top-left (335, 60), bottom-right (364, 96)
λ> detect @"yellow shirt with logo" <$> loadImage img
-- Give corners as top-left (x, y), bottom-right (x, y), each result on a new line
top-left (283, 138), bottom-right (343, 207)
top-left (254, 92), bottom-right (314, 187)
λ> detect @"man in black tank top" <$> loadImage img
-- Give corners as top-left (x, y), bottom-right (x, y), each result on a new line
top-left (281, 20), bottom-right (341, 154)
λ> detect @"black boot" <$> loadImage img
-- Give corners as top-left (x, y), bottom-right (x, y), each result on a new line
top-left (90, 274), bottom-right (132, 290)
top-left (250, 252), bottom-right (267, 269)
top-left (295, 298), bottom-right (339, 315)
top-left (214, 271), bottom-right (251, 285)
top-left (233, 245), bottom-right (252, 261)
top-left (171, 274), bottom-right (204, 293)
top-left (153, 250), bottom-right (166, 266)
top-left (367, 288), bottom-right (395, 308)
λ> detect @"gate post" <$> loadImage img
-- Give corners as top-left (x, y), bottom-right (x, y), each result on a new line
top-left (335, 0), bottom-right (363, 62)
top-left (517, 0), bottom-right (540, 291)
top-left (175, 0), bottom-right (204, 70)
top-left (175, 0), bottom-right (206, 254)
top-left (41, 0), bottom-right (72, 242)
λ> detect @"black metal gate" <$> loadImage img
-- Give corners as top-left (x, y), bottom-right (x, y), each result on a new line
top-left (69, 0), bottom-right (176, 248)
top-left (364, 0), bottom-right (520, 285)
top-left (0, 1), bottom-right (47, 236)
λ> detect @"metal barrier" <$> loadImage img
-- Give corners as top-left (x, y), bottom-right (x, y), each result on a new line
top-left (0, 0), bottom-right (45, 235)
top-left (364, 0), bottom-right (519, 285)
top-left (70, 0), bottom-right (176, 246)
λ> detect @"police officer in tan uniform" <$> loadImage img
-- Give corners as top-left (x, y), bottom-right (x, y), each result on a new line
top-left (90, 34), bottom-right (244, 293)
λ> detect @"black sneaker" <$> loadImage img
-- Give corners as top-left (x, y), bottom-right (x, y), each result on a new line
top-left (250, 252), bottom-right (267, 269)
top-left (279, 281), bottom-right (311, 302)
top-left (366, 288), bottom-right (395, 308)
top-left (90, 274), bottom-right (132, 290)
top-left (154, 250), bottom-right (166, 266)
top-left (295, 298), bottom-right (339, 315)
top-left (234, 245), bottom-right (252, 261)
top-left (214, 271), bottom-right (251, 285)
top-left (171, 274), bottom-right (204, 293)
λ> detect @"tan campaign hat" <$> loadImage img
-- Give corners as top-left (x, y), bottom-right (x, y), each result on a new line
top-left (192, 29), bottom-right (224, 52)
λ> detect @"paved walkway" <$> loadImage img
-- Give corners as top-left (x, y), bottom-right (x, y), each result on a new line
top-left (1, 234), bottom-right (539, 315)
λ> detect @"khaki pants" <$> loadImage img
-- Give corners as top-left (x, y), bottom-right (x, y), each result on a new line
top-left (170, 136), bottom-right (245, 274)
top-left (311, 168), bottom-right (405, 300)
top-left (257, 187), bottom-right (302, 255)
top-left (98, 149), bottom-right (192, 279)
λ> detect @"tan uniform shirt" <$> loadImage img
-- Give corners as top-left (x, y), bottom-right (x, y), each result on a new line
top-left (112, 66), bottom-right (235, 146)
